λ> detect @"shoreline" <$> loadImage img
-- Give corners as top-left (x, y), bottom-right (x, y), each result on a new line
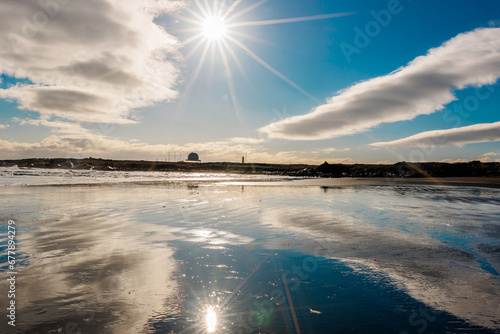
top-left (1, 157), bottom-right (500, 179)
top-left (2, 173), bottom-right (500, 189)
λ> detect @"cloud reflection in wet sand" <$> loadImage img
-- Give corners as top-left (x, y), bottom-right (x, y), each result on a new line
top-left (0, 208), bottom-right (178, 333)
top-left (1, 182), bottom-right (499, 333)
top-left (261, 186), bottom-right (500, 330)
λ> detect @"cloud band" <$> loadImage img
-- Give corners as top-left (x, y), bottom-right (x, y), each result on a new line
top-left (260, 28), bottom-right (500, 140)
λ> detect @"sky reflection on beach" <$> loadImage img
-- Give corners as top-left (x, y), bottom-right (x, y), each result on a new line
top-left (1, 180), bottom-right (499, 333)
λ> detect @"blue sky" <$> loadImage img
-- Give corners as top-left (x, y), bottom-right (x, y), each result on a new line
top-left (0, 0), bottom-right (499, 163)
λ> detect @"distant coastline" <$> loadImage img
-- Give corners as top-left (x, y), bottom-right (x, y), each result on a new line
top-left (1, 158), bottom-right (499, 179)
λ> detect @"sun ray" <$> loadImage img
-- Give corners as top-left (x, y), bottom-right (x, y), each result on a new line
top-left (222, 39), bottom-right (250, 83)
top-left (182, 5), bottom-right (206, 22)
top-left (212, 0), bottom-right (221, 17)
top-left (208, 42), bottom-right (216, 89)
top-left (179, 32), bottom-right (204, 48)
top-left (217, 41), bottom-right (244, 132)
top-left (229, 12), bottom-right (355, 28)
top-left (173, 12), bottom-right (204, 26)
top-left (226, 35), bottom-right (320, 103)
top-left (222, 0), bottom-right (244, 20)
top-left (225, 0), bottom-right (268, 23)
top-left (222, 39), bottom-right (264, 103)
top-left (194, 0), bottom-right (210, 18)
top-left (215, 0), bottom-right (230, 16)
top-left (203, 0), bottom-right (213, 16)
top-left (168, 41), bottom-right (212, 133)
top-left (184, 36), bottom-right (206, 60)
top-left (175, 27), bottom-right (207, 35)
top-left (229, 29), bottom-right (271, 45)
top-left (186, 41), bottom-right (211, 95)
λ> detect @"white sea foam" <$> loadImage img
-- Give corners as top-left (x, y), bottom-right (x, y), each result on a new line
top-left (0, 167), bottom-right (286, 186)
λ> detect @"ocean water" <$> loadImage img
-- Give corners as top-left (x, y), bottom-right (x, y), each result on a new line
top-left (0, 169), bottom-right (499, 333)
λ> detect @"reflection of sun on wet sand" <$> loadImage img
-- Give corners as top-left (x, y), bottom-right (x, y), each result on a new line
top-left (1, 181), bottom-right (498, 333)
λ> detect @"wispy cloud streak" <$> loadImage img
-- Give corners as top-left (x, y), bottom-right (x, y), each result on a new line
top-left (370, 122), bottom-right (500, 147)
top-left (260, 28), bottom-right (500, 140)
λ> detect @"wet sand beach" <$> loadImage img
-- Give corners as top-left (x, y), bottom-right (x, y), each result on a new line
top-left (1, 175), bottom-right (499, 333)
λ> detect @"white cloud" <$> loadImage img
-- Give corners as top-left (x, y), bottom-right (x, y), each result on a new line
top-left (3, 117), bottom-right (351, 164)
top-left (0, 132), bottom-right (327, 164)
top-left (229, 137), bottom-right (267, 144)
top-left (0, 0), bottom-right (184, 124)
top-left (310, 147), bottom-right (350, 154)
top-left (260, 27), bottom-right (500, 140)
top-left (370, 121), bottom-right (500, 148)
top-left (438, 158), bottom-right (468, 163)
top-left (12, 116), bottom-right (90, 134)
top-left (0, 124), bottom-right (9, 129)
top-left (478, 152), bottom-right (500, 162)
top-left (480, 152), bottom-right (498, 157)
top-left (371, 160), bottom-right (396, 165)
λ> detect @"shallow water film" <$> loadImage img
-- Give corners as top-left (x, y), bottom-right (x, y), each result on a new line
top-left (1, 179), bottom-right (499, 333)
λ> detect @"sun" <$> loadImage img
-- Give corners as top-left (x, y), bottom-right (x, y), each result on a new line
top-left (174, 0), bottom-right (353, 125)
top-left (202, 15), bottom-right (227, 41)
